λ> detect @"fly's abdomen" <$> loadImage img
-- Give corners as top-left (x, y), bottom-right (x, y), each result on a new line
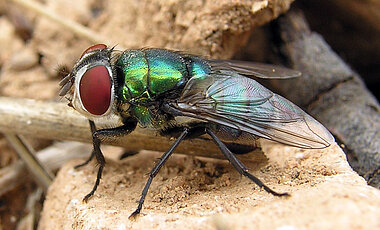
top-left (187, 56), bottom-right (211, 79)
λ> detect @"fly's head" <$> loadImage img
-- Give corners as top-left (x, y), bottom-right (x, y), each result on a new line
top-left (59, 44), bottom-right (116, 120)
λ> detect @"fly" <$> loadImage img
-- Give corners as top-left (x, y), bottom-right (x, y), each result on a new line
top-left (59, 44), bottom-right (334, 218)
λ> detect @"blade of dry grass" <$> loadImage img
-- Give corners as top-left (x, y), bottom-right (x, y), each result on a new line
top-left (4, 134), bottom-right (54, 191)
top-left (0, 142), bottom-right (91, 196)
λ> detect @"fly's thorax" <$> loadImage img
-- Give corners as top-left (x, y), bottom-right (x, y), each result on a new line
top-left (113, 49), bottom-right (214, 130)
top-left (66, 44), bottom-right (116, 120)
top-left (116, 48), bottom-right (191, 103)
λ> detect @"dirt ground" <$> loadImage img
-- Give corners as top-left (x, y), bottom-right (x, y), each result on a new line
top-left (38, 142), bottom-right (380, 229)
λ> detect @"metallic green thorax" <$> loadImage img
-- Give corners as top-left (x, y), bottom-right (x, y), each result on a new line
top-left (116, 49), bottom-right (211, 128)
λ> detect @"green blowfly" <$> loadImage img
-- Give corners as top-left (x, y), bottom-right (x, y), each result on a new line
top-left (59, 44), bottom-right (334, 218)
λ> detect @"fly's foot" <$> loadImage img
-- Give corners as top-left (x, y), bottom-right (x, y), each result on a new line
top-left (261, 184), bottom-right (290, 197)
top-left (128, 209), bottom-right (142, 220)
top-left (82, 192), bottom-right (94, 203)
top-left (272, 191), bottom-right (290, 197)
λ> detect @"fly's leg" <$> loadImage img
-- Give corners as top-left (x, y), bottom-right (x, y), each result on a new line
top-left (74, 121), bottom-right (97, 169)
top-left (74, 151), bottom-right (94, 169)
top-left (129, 128), bottom-right (189, 219)
top-left (82, 120), bottom-right (104, 202)
top-left (206, 128), bottom-right (289, 197)
top-left (82, 119), bottom-right (137, 202)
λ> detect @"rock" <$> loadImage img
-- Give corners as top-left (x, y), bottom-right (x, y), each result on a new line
top-left (238, 9), bottom-right (380, 189)
top-left (297, 0), bottom-right (380, 98)
top-left (38, 141), bottom-right (380, 229)
top-left (274, 11), bottom-right (380, 189)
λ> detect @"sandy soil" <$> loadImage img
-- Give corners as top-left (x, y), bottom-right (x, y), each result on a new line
top-left (38, 142), bottom-right (380, 229)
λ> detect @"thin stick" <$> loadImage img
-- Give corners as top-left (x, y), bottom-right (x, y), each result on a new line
top-left (0, 97), bottom-right (263, 160)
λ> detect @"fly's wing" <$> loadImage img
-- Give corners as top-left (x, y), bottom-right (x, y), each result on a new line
top-left (173, 71), bottom-right (334, 149)
top-left (209, 60), bottom-right (301, 79)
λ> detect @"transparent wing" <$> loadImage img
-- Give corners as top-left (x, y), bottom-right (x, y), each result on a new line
top-left (173, 71), bottom-right (334, 149)
top-left (209, 60), bottom-right (301, 79)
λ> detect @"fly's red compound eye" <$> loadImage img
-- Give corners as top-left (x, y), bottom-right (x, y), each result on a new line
top-left (79, 65), bottom-right (111, 115)
top-left (80, 44), bottom-right (107, 58)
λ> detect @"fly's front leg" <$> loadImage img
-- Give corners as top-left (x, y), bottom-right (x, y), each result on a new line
top-left (74, 151), bottom-right (95, 169)
top-left (82, 119), bottom-right (137, 202)
top-left (74, 120), bottom-right (98, 169)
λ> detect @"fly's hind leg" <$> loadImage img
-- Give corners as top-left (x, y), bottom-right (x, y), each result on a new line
top-left (80, 119), bottom-right (137, 202)
top-left (206, 128), bottom-right (289, 197)
top-left (129, 127), bottom-right (189, 219)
